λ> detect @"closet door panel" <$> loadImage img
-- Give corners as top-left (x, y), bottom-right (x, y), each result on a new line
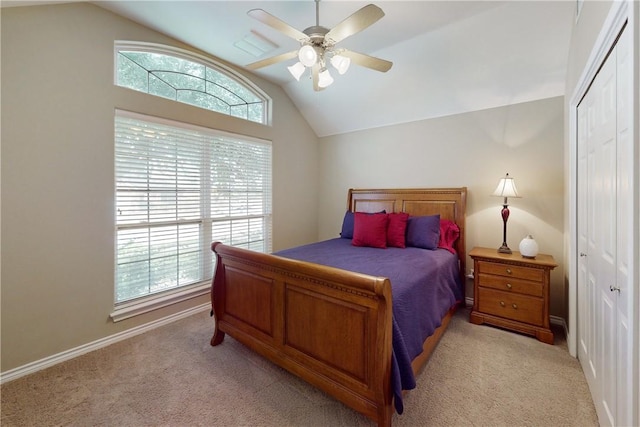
top-left (577, 103), bottom-right (591, 366)
top-left (615, 26), bottom-right (633, 427)
top-left (593, 45), bottom-right (617, 427)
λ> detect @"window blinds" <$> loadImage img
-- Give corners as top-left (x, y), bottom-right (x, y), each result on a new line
top-left (115, 110), bottom-right (272, 303)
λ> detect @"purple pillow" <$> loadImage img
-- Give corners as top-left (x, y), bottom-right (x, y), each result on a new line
top-left (406, 214), bottom-right (441, 250)
top-left (340, 211), bottom-right (356, 238)
top-left (340, 210), bottom-right (386, 239)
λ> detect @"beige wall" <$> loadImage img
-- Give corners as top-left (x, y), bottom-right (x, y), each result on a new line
top-left (318, 97), bottom-right (566, 317)
top-left (565, 0), bottom-right (615, 94)
top-left (1, 3), bottom-right (319, 371)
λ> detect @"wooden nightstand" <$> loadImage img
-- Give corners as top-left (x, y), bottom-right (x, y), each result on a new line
top-left (469, 247), bottom-right (558, 344)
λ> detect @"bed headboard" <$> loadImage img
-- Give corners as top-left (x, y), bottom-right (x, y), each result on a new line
top-left (347, 187), bottom-right (467, 286)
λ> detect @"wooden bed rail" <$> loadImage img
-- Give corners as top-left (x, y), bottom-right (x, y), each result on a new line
top-left (210, 242), bottom-right (395, 425)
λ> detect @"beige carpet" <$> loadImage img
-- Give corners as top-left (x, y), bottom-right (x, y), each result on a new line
top-left (1, 308), bottom-right (598, 426)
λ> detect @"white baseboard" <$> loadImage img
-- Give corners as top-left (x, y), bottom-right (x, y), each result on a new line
top-left (0, 303), bottom-right (210, 385)
top-left (550, 314), bottom-right (569, 335)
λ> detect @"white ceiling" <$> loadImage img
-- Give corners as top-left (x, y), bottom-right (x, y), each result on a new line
top-left (6, 1), bottom-right (576, 137)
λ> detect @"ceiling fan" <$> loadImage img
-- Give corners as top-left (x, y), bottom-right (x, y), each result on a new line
top-left (246, 0), bottom-right (393, 91)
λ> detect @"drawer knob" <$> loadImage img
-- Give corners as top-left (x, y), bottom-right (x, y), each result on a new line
top-left (506, 268), bottom-right (512, 275)
top-left (506, 283), bottom-right (512, 289)
top-left (500, 301), bottom-right (506, 307)
top-left (512, 303), bottom-right (518, 309)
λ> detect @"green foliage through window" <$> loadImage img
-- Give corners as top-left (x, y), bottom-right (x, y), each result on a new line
top-left (116, 44), bottom-right (267, 124)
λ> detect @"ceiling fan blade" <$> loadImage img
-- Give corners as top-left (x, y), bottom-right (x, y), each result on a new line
top-left (340, 49), bottom-right (393, 73)
top-left (325, 4), bottom-right (385, 45)
top-left (248, 9), bottom-right (309, 42)
top-left (246, 50), bottom-right (298, 70)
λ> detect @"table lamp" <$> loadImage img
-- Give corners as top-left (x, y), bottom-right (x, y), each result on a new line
top-left (492, 173), bottom-right (521, 254)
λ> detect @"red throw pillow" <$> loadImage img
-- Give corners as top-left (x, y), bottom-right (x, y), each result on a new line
top-left (387, 212), bottom-right (409, 248)
top-left (352, 212), bottom-right (389, 248)
top-left (438, 219), bottom-right (460, 254)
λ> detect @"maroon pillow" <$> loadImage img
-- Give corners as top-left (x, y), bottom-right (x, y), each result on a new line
top-left (387, 212), bottom-right (409, 248)
top-left (340, 209), bottom-right (386, 239)
top-left (438, 219), bottom-right (460, 254)
top-left (352, 212), bottom-right (389, 248)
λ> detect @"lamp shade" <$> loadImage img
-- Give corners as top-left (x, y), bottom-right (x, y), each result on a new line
top-left (330, 54), bottom-right (351, 75)
top-left (287, 62), bottom-right (306, 81)
top-left (298, 45), bottom-right (317, 67)
top-left (318, 68), bottom-right (334, 88)
top-left (492, 173), bottom-right (521, 198)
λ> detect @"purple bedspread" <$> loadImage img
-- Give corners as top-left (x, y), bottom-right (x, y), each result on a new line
top-left (275, 238), bottom-right (463, 414)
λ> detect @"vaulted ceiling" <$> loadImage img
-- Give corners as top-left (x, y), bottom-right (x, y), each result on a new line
top-left (6, 1), bottom-right (576, 137)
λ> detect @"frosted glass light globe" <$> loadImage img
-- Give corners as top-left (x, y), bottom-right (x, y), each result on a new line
top-left (330, 55), bottom-right (351, 75)
top-left (298, 45), bottom-right (317, 67)
top-left (318, 69), bottom-right (334, 88)
top-left (287, 62), bottom-right (305, 81)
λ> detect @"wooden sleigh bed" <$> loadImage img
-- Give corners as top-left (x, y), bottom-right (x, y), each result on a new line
top-left (209, 188), bottom-right (467, 426)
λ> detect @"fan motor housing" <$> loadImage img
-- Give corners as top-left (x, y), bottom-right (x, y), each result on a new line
top-left (303, 26), bottom-right (330, 46)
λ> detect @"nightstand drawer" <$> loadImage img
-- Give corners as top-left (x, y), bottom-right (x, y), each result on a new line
top-left (477, 288), bottom-right (544, 326)
top-left (477, 260), bottom-right (544, 282)
top-left (477, 274), bottom-right (543, 297)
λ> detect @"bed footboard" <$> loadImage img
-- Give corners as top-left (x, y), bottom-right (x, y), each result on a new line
top-left (210, 242), bottom-right (395, 426)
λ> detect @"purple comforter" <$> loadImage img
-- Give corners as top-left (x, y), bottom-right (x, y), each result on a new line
top-left (275, 238), bottom-right (463, 413)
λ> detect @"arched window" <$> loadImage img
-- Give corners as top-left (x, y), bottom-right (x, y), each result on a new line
top-left (115, 42), bottom-right (269, 124)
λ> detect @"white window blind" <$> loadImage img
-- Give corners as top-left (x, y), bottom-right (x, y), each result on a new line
top-left (115, 110), bottom-right (272, 303)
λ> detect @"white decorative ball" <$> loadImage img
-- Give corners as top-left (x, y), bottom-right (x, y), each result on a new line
top-left (519, 235), bottom-right (539, 259)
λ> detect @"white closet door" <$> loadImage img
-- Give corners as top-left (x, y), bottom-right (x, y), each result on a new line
top-left (614, 25), bottom-right (633, 427)
top-left (577, 47), bottom-right (617, 422)
top-left (585, 45), bottom-right (618, 426)
top-left (577, 81), bottom-right (596, 391)
top-left (593, 43), bottom-right (618, 427)
top-left (577, 25), bottom-right (634, 427)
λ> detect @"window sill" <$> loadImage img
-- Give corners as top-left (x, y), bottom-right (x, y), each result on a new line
top-left (110, 282), bottom-right (210, 323)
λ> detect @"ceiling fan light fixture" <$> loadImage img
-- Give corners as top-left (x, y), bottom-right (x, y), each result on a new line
top-left (287, 62), bottom-right (306, 81)
top-left (318, 68), bottom-right (334, 88)
top-left (330, 54), bottom-right (351, 75)
top-left (246, 3), bottom-right (392, 91)
top-left (298, 44), bottom-right (317, 67)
